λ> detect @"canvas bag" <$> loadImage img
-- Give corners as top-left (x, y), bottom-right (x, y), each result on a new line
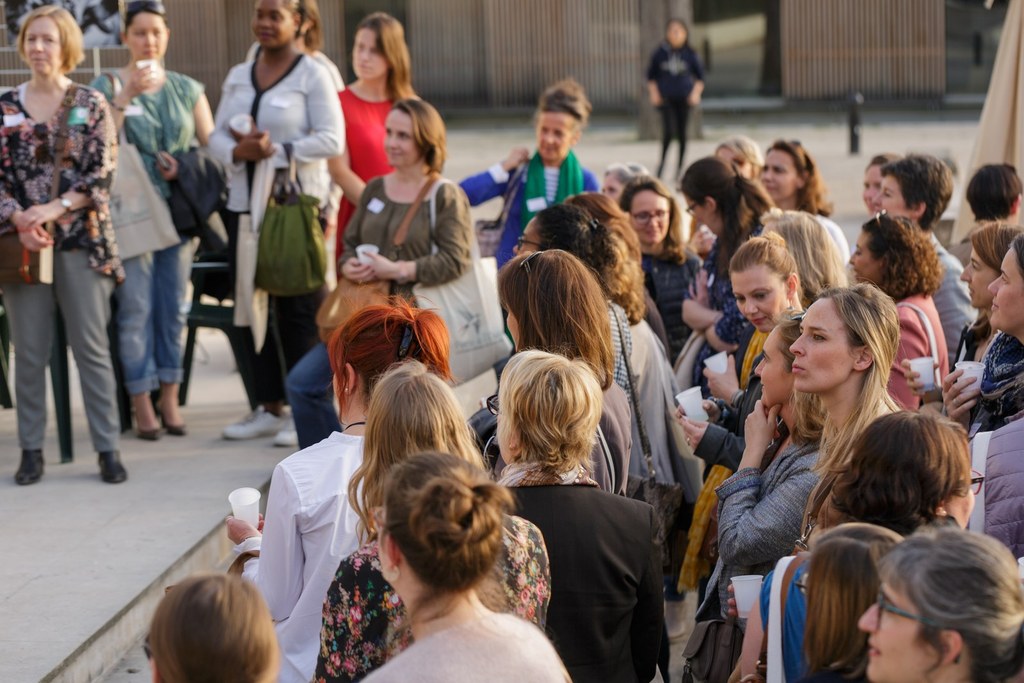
top-left (105, 74), bottom-right (179, 260)
top-left (414, 179), bottom-right (512, 383)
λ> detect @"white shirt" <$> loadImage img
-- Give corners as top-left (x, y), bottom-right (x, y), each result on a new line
top-left (210, 54), bottom-right (344, 212)
top-left (815, 214), bottom-right (851, 257)
top-left (234, 431), bottom-right (364, 683)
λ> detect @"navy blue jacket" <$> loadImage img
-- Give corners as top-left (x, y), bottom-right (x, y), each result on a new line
top-left (646, 42), bottom-right (705, 101)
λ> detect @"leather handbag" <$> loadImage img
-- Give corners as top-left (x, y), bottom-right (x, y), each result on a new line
top-left (474, 163), bottom-right (525, 258)
top-left (414, 179), bottom-right (512, 383)
top-left (315, 176), bottom-right (435, 341)
top-left (682, 615), bottom-right (744, 683)
top-left (105, 74), bottom-right (179, 260)
top-left (0, 86), bottom-right (79, 285)
top-left (255, 145), bottom-right (327, 297)
top-left (615, 310), bottom-right (684, 550)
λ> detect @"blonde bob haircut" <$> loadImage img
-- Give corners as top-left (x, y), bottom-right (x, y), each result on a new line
top-left (497, 349), bottom-right (602, 474)
top-left (762, 208), bottom-right (849, 307)
top-left (18, 6), bottom-right (84, 74)
top-left (348, 361), bottom-right (481, 542)
top-left (148, 573), bottom-right (278, 683)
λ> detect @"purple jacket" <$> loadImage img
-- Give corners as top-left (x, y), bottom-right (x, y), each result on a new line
top-left (983, 417), bottom-right (1024, 557)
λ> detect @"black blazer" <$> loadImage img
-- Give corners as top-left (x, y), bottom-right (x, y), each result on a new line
top-left (512, 485), bottom-right (663, 683)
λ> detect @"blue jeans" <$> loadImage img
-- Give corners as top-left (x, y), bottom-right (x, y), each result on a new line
top-left (116, 240), bottom-right (193, 396)
top-left (286, 342), bottom-right (340, 449)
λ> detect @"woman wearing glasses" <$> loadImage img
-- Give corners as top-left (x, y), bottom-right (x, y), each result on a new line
top-left (619, 175), bottom-right (701, 361)
top-left (92, 0), bottom-right (214, 441)
top-left (0, 6), bottom-right (124, 485)
top-left (315, 365), bottom-right (550, 683)
top-left (858, 527), bottom-right (1024, 683)
top-left (849, 213), bottom-right (948, 410)
top-left (225, 302), bottom-right (454, 683)
top-left (761, 140), bottom-right (850, 258)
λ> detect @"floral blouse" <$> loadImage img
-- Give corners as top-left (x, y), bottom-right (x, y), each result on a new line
top-left (0, 84), bottom-right (122, 280)
top-left (314, 515), bottom-right (551, 683)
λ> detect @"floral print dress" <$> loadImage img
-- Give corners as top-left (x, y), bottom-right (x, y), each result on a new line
top-left (314, 514), bottom-right (551, 683)
top-left (0, 83), bottom-right (122, 280)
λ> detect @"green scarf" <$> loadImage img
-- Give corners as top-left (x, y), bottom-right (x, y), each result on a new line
top-left (520, 150), bottom-right (585, 227)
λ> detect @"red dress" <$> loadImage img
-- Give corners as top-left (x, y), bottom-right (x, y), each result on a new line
top-left (335, 88), bottom-right (393, 259)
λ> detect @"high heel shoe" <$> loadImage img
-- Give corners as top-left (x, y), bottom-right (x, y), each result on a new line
top-left (15, 449), bottom-right (43, 486)
top-left (136, 427), bottom-right (161, 441)
top-left (161, 416), bottom-right (187, 437)
top-left (98, 451), bottom-right (127, 484)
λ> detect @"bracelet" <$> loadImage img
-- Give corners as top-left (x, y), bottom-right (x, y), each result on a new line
top-left (730, 389), bottom-right (745, 408)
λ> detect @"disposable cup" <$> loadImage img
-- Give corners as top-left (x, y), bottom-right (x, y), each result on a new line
top-left (229, 113), bottom-right (254, 136)
top-left (676, 387), bottom-right (708, 422)
top-left (136, 59), bottom-right (157, 71)
top-left (908, 356), bottom-right (937, 391)
top-left (356, 244), bottom-right (380, 265)
top-left (731, 574), bottom-right (764, 618)
top-left (704, 351), bottom-right (728, 375)
top-left (955, 361), bottom-right (985, 387)
top-left (228, 487), bottom-right (261, 527)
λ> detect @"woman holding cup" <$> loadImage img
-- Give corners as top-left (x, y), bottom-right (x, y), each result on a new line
top-left (92, 0), bottom-right (214, 440)
top-left (691, 315), bottom-right (822, 624)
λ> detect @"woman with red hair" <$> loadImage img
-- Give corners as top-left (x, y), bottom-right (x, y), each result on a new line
top-left (224, 300), bottom-right (451, 683)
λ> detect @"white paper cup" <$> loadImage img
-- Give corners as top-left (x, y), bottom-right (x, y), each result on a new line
top-left (676, 387), bottom-right (708, 422)
top-left (731, 574), bottom-right (764, 618)
top-left (356, 244), bottom-right (380, 265)
top-left (229, 113), bottom-right (254, 136)
top-left (908, 356), bottom-right (937, 391)
top-left (955, 361), bottom-right (985, 387)
top-left (704, 351), bottom-right (728, 375)
top-left (228, 487), bottom-right (261, 527)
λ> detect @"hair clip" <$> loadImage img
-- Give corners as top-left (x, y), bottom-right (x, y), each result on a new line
top-left (397, 324), bottom-right (419, 360)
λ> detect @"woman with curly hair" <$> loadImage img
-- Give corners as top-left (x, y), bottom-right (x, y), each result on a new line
top-left (620, 175), bottom-right (702, 360)
top-left (850, 213), bottom-right (948, 409)
top-left (762, 140), bottom-right (849, 257)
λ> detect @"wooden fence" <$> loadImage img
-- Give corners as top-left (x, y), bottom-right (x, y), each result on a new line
top-left (780, 0), bottom-right (947, 100)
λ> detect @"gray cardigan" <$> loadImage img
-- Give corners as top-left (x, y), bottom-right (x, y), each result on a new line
top-left (696, 441), bottom-right (819, 622)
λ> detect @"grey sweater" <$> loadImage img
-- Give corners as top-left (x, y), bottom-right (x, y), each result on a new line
top-left (696, 442), bottom-right (820, 622)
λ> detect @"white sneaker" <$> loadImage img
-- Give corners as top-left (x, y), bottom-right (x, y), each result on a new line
top-left (222, 407), bottom-right (286, 440)
top-left (273, 418), bottom-right (299, 448)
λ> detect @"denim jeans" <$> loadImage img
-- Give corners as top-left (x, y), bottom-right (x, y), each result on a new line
top-left (286, 342), bottom-right (340, 449)
top-left (115, 239), bottom-right (194, 396)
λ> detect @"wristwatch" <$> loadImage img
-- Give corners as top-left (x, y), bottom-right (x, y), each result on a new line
top-left (59, 197), bottom-right (72, 213)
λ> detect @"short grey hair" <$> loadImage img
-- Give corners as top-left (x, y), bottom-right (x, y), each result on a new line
top-left (604, 162), bottom-right (650, 185)
top-left (879, 527), bottom-right (1024, 683)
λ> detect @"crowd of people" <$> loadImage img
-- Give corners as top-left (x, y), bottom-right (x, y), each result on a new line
top-left (3, 2), bottom-right (1024, 682)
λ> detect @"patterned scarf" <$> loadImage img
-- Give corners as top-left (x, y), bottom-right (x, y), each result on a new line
top-left (979, 332), bottom-right (1024, 427)
top-left (520, 150), bottom-right (585, 226)
top-left (498, 461), bottom-right (598, 488)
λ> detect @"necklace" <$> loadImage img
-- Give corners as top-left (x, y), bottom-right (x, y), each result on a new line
top-left (341, 420), bottom-right (366, 433)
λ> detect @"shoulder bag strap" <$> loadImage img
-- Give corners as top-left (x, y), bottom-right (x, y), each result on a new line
top-left (596, 423), bottom-right (617, 494)
top-left (614, 307), bottom-right (655, 481)
top-left (498, 163), bottom-right (526, 223)
top-left (391, 173), bottom-right (438, 250)
top-left (795, 472), bottom-right (836, 551)
top-left (46, 85), bottom-right (79, 239)
top-left (759, 553), bottom-right (807, 683)
top-left (897, 301), bottom-right (941, 381)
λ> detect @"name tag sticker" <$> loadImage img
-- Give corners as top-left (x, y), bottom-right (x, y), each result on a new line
top-left (269, 97), bottom-right (290, 109)
top-left (526, 197), bottom-right (547, 212)
top-left (3, 113), bottom-right (25, 127)
top-left (68, 107), bottom-right (89, 126)
top-left (367, 198), bottom-right (385, 214)
top-left (124, 104), bottom-right (144, 117)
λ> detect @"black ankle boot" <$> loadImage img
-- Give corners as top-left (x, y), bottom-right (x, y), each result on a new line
top-left (15, 449), bottom-right (43, 486)
top-left (98, 451), bottom-right (127, 484)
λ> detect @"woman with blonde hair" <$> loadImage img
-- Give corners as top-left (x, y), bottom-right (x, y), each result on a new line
top-left (715, 135), bottom-right (765, 180)
top-left (762, 209), bottom-right (849, 308)
top-left (789, 284), bottom-right (901, 548)
top-left (497, 350), bottom-right (662, 682)
top-left (363, 451), bottom-right (567, 683)
top-left (147, 573), bottom-right (279, 683)
top-left (315, 363), bottom-right (550, 683)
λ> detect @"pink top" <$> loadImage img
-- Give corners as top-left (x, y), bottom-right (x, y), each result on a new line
top-left (890, 294), bottom-right (950, 410)
top-left (334, 88), bottom-right (393, 256)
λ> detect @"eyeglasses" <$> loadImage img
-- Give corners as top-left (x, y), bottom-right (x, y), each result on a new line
top-left (970, 469), bottom-right (985, 495)
top-left (485, 393), bottom-right (499, 416)
top-left (684, 203), bottom-right (698, 216)
top-left (519, 250), bottom-right (543, 273)
top-left (516, 236), bottom-right (544, 251)
top-left (142, 635), bottom-right (152, 660)
top-left (632, 209), bottom-right (669, 223)
top-left (872, 587), bottom-right (944, 630)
